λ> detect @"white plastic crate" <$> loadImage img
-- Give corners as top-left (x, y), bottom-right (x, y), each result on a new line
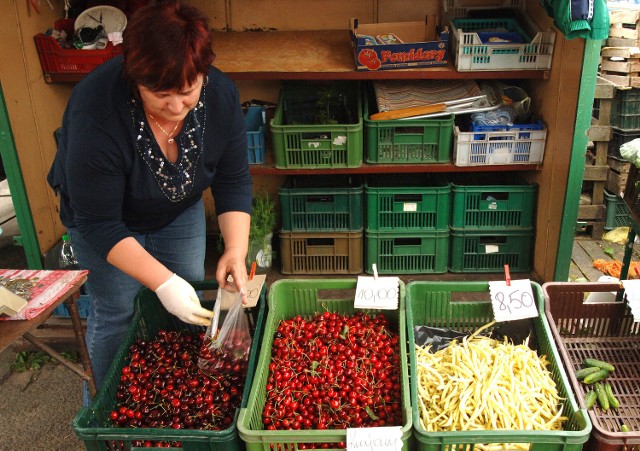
top-left (451, 17), bottom-right (555, 71)
top-left (453, 124), bottom-right (547, 166)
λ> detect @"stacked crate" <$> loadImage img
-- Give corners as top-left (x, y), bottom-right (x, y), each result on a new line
top-left (592, 76), bottom-right (640, 231)
top-left (278, 175), bottom-right (364, 274)
top-left (449, 174), bottom-right (536, 273)
top-left (271, 82), bottom-right (362, 169)
top-left (603, 10), bottom-right (640, 87)
top-left (582, 77), bottom-right (620, 238)
top-left (364, 174), bottom-right (450, 274)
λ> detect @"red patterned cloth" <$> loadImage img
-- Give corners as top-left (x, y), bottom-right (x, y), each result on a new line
top-left (0, 269), bottom-right (88, 320)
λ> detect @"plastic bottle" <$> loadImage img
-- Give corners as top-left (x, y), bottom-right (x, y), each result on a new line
top-left (58, 233), bottom-right (79, 270)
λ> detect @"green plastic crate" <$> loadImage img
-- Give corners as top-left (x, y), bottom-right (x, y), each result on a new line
top-left (607, 128), bottom-right (640, 160)
top-left (271, 82), bottom-right (363, 169)
top-left (279, 175), bottom-right (363, 231)
top-left (406, 281), bottom-right (591, 451)
top-left (72, 281), bottom-right (267, 451)
top-left (364, 91), bottom-right (453, 164)
top-left (604, 189), bottom-right (633, 230)
top-left (365, 175), bottom-right (451, 232)
top-left (237, 278), bottom-right (412, 450)
top-left (449, 227), bottom-right (533, 273)
top-left (365, 229), bottom-right (449, 274)
top-left (451, 175), bottom-right (537, 229)
top-left (610, 88), bottom-right (640, 131)
top-left (280, 230), bottom-right (363, 274)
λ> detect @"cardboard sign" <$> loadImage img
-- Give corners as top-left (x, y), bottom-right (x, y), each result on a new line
top-left (347, 426), bottom-right (403, 450)
top-left (488, 279), bottom-right (538, 322)
top-left (621, 279), bottom-right (640, 322)
top-left (221, 274), bottom-right (266, 309)
top-left (354, 274), bottom-right (399, 310)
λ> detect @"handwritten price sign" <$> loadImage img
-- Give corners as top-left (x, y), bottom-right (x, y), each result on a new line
top-left (488, 279), bottom-right (538, 322)
top-left (354, 276), bottom-right (399, 310)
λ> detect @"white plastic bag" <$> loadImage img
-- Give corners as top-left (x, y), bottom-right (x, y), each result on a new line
top-left (198, 290), bottom-right (251, 377)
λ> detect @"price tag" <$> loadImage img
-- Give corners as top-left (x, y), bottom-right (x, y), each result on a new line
top-left (347, 426), bottom-right (403, 451)
top-left (221, 274), bottom-right (266, 309)
top-left (621, 280), bottom-right (640, 322)
top-left (488, 279), bottom-right (538, 322)
top-left (354, 275), bottom-right (399, 310)
top-left (485, 244), bottom-right (499, 254)
top-left (402, 203), bottom-right (417, 212)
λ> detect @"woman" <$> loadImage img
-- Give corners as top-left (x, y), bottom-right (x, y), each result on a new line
top-left (47, 0), bottom-right (253, 393)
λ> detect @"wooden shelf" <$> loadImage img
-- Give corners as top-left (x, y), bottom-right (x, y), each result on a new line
top-left (211, 30), bottom-right (550, 80)
top-left (43, 29), bottom-right (550, 83)
top-left (249, 163), bottom-right (541, 175)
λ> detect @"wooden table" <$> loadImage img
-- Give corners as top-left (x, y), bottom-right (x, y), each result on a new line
top-left (0, 270), bottom-right (96, 396)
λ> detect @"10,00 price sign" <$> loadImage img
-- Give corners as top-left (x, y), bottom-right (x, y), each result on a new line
top-left (488, 279), bottom-right (538, 322)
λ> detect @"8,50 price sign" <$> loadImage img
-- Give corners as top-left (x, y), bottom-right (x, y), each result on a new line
top-left (488, 279), bottom-right (538, 322)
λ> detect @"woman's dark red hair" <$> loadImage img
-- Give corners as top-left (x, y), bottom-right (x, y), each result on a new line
top-left (122, 0), bottom-right (215, 92)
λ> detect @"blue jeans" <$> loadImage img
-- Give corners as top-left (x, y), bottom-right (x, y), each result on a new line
top-left (69, 200), bottom-right (206, 401)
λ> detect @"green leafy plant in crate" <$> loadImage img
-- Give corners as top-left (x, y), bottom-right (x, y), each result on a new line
top-left (248, 193), bottom-right (277, 271)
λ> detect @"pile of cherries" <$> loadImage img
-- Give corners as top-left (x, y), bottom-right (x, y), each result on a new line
top-left (109, 329), bottom-right (246, 447)
top-left (262, 311), bottom-right (403, 448)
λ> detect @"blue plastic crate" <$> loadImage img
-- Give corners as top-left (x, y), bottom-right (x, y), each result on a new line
top-left (53, 294), bottom-right (90, 319)
top-left (471, 120), bottom-right (545, 132)
top-left (245, 106), bottom-right (266, 164)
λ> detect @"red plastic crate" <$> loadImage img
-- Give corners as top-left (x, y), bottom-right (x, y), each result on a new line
top-left (34, 19), bottom-right (122, 79)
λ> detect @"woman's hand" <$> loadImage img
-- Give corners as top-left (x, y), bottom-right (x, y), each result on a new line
top-left (155, 274), bottom-right (214, 326)
top-left (216, 247), bottom-right (248, 304)
top-left (217, 211), bottom-right (251, 304)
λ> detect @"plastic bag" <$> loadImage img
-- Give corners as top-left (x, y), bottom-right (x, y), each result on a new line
top-left (603, 226), bottom-right (630, 244)
top-left (198, 289), bottom-right (252, 377)
top-left (414, 321), bottom-right (535, 352)
top-left (620, 137), bottom-right (640, 167)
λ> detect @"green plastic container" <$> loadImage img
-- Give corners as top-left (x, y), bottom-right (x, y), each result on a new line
top-left (271, 82), bottom-right (363, 169)
top-left (406, 280), bottom-right (591, 451)
top-left (365, 175), bottom-right (451, 231)
top-left (279, 175), bottom-right (363, 231)
top-left (604, 189), bottom-right (632, 230)
top-left (449, 227), bottom-right (533, 273)
top-left (237, 278), bottom-right (412, 450)
top-left (610, 89), bottom-right (640, 131)
top-left (451, 175), bottom-right (537, 229)
top-left (365, 229), bottom-right (449, 274)
top-left (72, 281), bottom-right (267, 451)
top-left (607, 128), bottom-right (640, 160)
top-left (364, 91), bottom-right (453, 164)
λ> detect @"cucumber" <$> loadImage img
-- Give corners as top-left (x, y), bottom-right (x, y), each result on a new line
top-left (575, 366), bottom-right (601, 381)
top-left (604, 383), bottom-right (620, 409)
top-left (583, 358), bottom-right (615, 372)
top-left (583, 369), bottom-right (610, 384)
top-left (595, 382), bottom-right (610, 410)
top-left (584, 390), bottom-right (598, 409)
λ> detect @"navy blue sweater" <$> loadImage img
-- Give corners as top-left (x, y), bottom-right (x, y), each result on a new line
top-left (48, 56), bottom-right (253, 259)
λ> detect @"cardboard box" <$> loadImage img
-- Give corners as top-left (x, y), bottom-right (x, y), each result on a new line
top-left (350, 16), bottom-right (449, 71)
top-left (0, 286), bottom-right (27, 317)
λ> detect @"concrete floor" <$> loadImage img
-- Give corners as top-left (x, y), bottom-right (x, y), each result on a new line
top-left (1, 178), bottom-right (84, 450)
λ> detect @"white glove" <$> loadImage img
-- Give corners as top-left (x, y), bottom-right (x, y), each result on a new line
top-left (154, 274), bottom-right (213, 326)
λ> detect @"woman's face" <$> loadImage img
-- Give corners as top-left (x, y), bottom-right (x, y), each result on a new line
top-left (138, 74), bottom-right (204, 122)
